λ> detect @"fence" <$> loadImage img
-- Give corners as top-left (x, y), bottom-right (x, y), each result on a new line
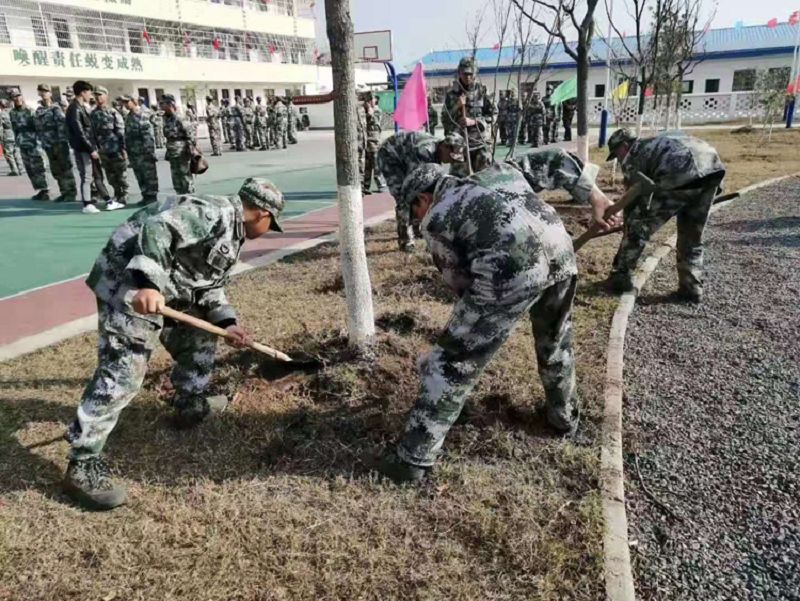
top-left (591, 92), bottom-right (761, 126)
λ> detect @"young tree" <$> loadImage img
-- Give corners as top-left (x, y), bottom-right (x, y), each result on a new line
top-left (754, 68), bottom-right (791, 143)
top-left (324, 0), bottom-right (375, 349)
top-left (489, 0), bottom-right (515, 160)
top-left (511, 0), bottom-right (601, 162)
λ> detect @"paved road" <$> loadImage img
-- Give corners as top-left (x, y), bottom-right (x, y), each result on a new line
top-left (623, 178), bottom-right (800, 601)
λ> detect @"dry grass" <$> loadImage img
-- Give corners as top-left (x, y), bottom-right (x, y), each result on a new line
top-left (1, 128), bottom-right (796, 601)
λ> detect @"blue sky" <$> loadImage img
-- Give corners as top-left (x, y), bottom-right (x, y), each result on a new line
top-left (311, 0), bottom-right (799, 68)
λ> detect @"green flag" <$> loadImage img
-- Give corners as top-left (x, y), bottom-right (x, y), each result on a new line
top-left (376, 90), bottom-right (396, 113)
top-left (550, 78), bottom-right (577, 105)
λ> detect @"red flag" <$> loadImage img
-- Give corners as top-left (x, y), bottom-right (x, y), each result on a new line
top-left (142, 29), bottom-right (151, 44)
top-left (767, 18), bottom-right (778, 28)
top-left (491, 42), bottom-right (501, 51)
top-left (183, 31), bottom-right (191, 47)
top-left (213, 37), bottom-right (221, 50)
top-left (790, 11), bottom-right (799, 26)
top-left (644, 87), bottom-right (654, 98)
top-left (268, 44), bottom-right (277, 54)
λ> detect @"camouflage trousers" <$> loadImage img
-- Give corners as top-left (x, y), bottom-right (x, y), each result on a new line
top-left (505, 118), bottom-right (524, 145)
top-left (168, 155), bottom-right (194, 195)
top-left (44, 143), bottom-right (77, 201)
top-left (231, 122), bottom-right (246, 151)
top-left (208, 125), bottom-right (222, 156)
top-left (287, 118), bottom-right (297, 144)
top-left (20, 146), bottom-right (48, 191)
top-left (397, 275), bottom-right (579, 467)
top-left (255, 122), bottom-right (269, 150)
top-left (222, 122), bottom-right (231, 144)
top-left (129, 154), bottom-right (159, 203)
top-left (154, 126), bottom-right (165, 149)
top-left (272, 121), bottom-right (287, 149)
top-left (65, 301), bottom-right (218, 460)
top-left (244, 121), bottom-right (255, 148)
top-left (611, 182), bottom-right (719, 296)
top-left (527, 118), bottom-right (544, 147)
top-left (99, 153), bottom-right (129, 203)
top-left (545, 118), bottom-right (558, 144)
top-left (363, 149), bottom-right (387, 194)
top-left (498, 118), bottom-right (507, 145)
top-left (3, 139), bottom-right (22, 174)
top-left (562, 120), bottom-right (573, 142)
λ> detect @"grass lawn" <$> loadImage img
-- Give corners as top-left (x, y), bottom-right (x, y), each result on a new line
top-left (1, 127), bottom-right (798, 601)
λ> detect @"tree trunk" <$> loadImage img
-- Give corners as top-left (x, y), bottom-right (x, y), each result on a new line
top-left (325, 0), bottom-right (375, 348)
top-left (637, 67), bottom-right (647, 136)
top-left (575, 43), bottom-right (590, 162)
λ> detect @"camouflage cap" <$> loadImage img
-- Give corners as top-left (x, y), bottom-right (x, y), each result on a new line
top-left (37, 84), bottom-right (51, 92)
top-left (238, 177), bottom-right (285, 232)
top-left (94, 85), bottom-right (109, 96)
top-left (401, 164), bottom-right (448, 211)
top-left (458, 57), bottom-right (476, 74)
top-left (160, 93), bottom-right (176, 104)
top-left (606, 128), bottom-right (637, 161)
top-left (9, 88), bottom-right (22, 98)
top-left (120, 94), bottom-right (134, 102)
top-left (439, 132), bottom-right (466, 162)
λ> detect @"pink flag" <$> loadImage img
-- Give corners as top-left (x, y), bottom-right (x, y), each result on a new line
top-left (492, 42), bottom-right (501, 51)
top-left (644, 87), bottom-right (654, 98)
top-left (790, 11), bottom-right (799, 26)
top-left (394, 62), bottom-right (428, 131)
top-left (767, 18), bottom-right (778, 28)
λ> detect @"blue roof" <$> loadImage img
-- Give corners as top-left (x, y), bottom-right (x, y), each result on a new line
top-left (404, 23), bottom-right (798, 75)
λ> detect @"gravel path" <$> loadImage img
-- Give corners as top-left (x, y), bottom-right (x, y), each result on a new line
top-left (623, 177), bottom-right (800, 601)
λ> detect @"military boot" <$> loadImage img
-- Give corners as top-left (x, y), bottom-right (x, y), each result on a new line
top-left (676, 286), bottom-right (702, 304)
top-left (31, 190), bottom-right (50, 201)
top-left (63, 455), bottom-right (127, 511)
top-left (371, 449), bottom-right (429, 485)
top-left (544, 402), bottom-right (580, 436)
top-left (605, 272), bottom-right (635, 294)
top-left (171, 394), bottom-right (228, 430)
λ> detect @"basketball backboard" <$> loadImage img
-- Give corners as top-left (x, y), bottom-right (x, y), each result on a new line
top-left (354, 30), bottom-right (393, 63)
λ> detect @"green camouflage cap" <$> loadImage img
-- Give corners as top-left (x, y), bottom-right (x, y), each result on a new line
top-left (458, 57), bottom-right (476, 74)
top-left (606, 128), bottom-right (637, 161)
top-left (238, 177), bottom-right (285, 232)
top-left (93, 85), bottom-right (109, 96)
top-left (9, 88), bottom-right (22, 98)
top-left (440, 132), bottom-right (466, 162)
top-left (37, 84), bottom-right (51, 92)
top-left (401, 164), bottom-right (448, 212)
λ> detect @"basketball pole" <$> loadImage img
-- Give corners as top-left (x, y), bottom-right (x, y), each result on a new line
top-left (384, 62), bottom-right (399, 133)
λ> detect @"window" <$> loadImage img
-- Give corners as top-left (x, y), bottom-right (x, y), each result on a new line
top-left (0, 14), bottom-right (11, 44)
top-left (221, 89), bottom-right (230, 100)
top-left (704, 79), bottom-right (720, 93)
top-left (245, 89), bottom-right (254, 98)
top-left (31, 16), bottom-right (48, 47)
top-left (51, 85), bottom-right (62, 102)
top-left (768, 67), bottom-right (791, 86)
top-left (681, 80), bottom-right (694, 94)
top-left (129, 29), bottom-right (143, 54)
top-left (732, 69), bottom-right (756, 92)
top-left (234, 88), bottom-right (242, 99)
top-left (137, 88), bottom-right (150, 105)
top-left (52, 18), bottom-right (71, 49)
top-left (595, 84), bottom-right (606, 98)
top-left (208, 89), bottom-right (219, 103)
top-left (264, 88), bottom-right (275, 98)
top-left (155, 88), bottom-right (165, 103)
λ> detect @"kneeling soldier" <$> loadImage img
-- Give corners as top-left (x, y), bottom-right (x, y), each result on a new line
top-left (605, 129), bottom-right (726, 301)
top-left (63, 178), bottom-right (285, 510)
top-left (376, 149), bottom-right (616, 483)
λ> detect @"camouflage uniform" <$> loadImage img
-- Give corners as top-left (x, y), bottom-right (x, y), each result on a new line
top-left (9, 103), bottom-right (49, 193)
top-left (92, 104), bottom-right (129, 204)
top-left (525, 94), bottom-right (545, 147)
top-left (124, 108), bottom-right (159, 204)
top-left (286, 100), bottom-right (298, 144)
top-left (497, 92), bottom-right (508, 145)
top-left (205, 103), bottom-right (223, 156)
top-left (254, 100), bottom-right (269, 150)
top-left (363, 103), bottom-right (387, 194)
top-left (150, 109), bottom-right (165, 149)
top-left (504, 93), bottom-right (524, 146)
top-left (427, 99), bottom-right (439, 135)
top-left (561, 98), bottom-right (576, 142)
top-left (356, 100), bottom-right (367, 183)
top-left (1, 106), bottom-right (22, 175)
top-left (220, 102), bottom-right (232, 145)
top-left (609, 130), bottom-right (726, 297)
top-left (272, 101), bottom-right (288, 150)
top-left (65, 194), bottom-right (246, 460)
top-left (543, 94), bottom-right (559, 144)
top-left (395, 150), bottom-right (600, 467)
top-left (242, 99), bottom-right (256, 149)
top-left (442, 59), bottom-right (495, 172)
top-left (35, 102), bottom-right (77, 201)
top-left (229, 101), bottom-right (246, 152)
top-left (163, 110), bottom-right (197, 194)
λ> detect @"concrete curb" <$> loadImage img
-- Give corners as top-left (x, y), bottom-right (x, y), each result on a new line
top-left (0, 209), bottom-right (394, 363)
top-left (601, 173), bottom-right (800, 601)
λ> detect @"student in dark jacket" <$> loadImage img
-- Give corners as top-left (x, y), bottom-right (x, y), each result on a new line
top-left (65, 80), bottom-right (110, 213)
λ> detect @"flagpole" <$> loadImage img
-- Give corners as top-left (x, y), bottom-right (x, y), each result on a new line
top-left (599, 0), bottom-right (614, 147)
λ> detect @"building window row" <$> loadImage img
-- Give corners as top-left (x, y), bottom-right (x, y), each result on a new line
top-left (1, 0), bottom-right (316, 65)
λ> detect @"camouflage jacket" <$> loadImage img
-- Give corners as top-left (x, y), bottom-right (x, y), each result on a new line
top-left (562, 99), bottom-right (577, 122)
top-left (622, 131), bottom-right (726, 191)
top-left (1, 110), bottom-right (16, 144)
top-left (34, 103), bottom-right (70, 150)
top-left (9, 105), bottom-right (41, 151)
top-left (428, 104), bottom-right (439, 128)
top-left (543, 97), bottom-right (559, 120)
top-left (228, 106), bottom-right (245, 127)
top-left (356, 105), bottom-right (367, 151)
top-left (91, 105), bottom-right (126, 157)
top-left (376, 131), bottom-right (441, 200)
top-left (525, 99), bottom-right (545, 121)
top-left (163, 112), bottom-right (196, 159)
top-left (421, 162), bottom-right (577, 305)
top-left (442, 80), bottom-right (495, 146)
top-left (254, 104), bottom-right (267, 125)
top-left (506, 148), bottom-right (598, 204)
top-left (504, 99), bottom-right (521, 124)
top-left (124, 110), bottom-right (156, 160)
top-left (365, 106), bottom-right (382, 151)
top-left (274, 103), bottom-right (288, 123)
top-left (149, 109), bottom-right (163, 129)
top-left (87, 194), bottom-right (245, 326)
top-left (206, 105), bottom-right (221, 130)
top-left (242, 105), bottom-right (255, 124)
top-left (186, 107), bottom-right (198, 123)
top-left (139, 105), bottom-right (153, 120)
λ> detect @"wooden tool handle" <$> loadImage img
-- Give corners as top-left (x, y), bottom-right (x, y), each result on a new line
top-left (159, 306), bottom-right (292, 362)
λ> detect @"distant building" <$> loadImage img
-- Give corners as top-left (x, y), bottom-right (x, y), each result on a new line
top-left (404, 24), bottom-right (797, 124)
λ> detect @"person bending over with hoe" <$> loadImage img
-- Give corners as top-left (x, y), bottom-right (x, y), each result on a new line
top-left (375, 149), bottom-right (618, 483)
top-left (63, 178), bottom-right (284, 510)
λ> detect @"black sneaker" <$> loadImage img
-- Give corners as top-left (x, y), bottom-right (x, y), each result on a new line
top-left (370, 449), bottom-right (429, 485)
top-left (62, 456), bottom-right (127, 511)
top-left (31, 190), bottom-right (50, 201)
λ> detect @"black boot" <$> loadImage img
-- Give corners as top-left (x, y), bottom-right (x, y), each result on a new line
top-left (371, 449), bottom-right (429, 485)
top-left (605, 272), bottom-right (635, 294)
top-left (31, 189), bottom-right (50, 201)
top-left (62, 455), bottom-right (127, 511)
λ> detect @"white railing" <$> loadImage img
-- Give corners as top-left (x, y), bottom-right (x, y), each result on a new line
top-left (589, 92), bottom-right (761, 125)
